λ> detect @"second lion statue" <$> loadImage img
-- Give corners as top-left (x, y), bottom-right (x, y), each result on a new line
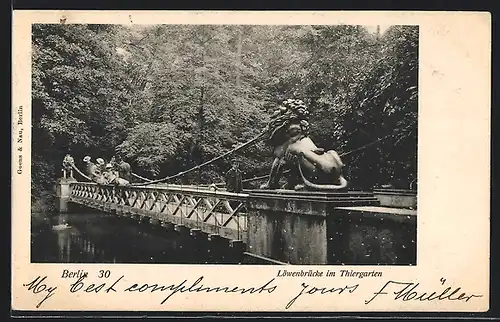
top-left (260, 99), bottom-right (348, 191)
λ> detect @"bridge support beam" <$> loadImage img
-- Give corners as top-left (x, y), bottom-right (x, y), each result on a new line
top-left (190, 229), bottom-right (209, 263)
top-left (229, 240), bottom-right (245, 264)
top-left (208, 234), bottom-right (228, 263)
top-left (55, 177), bottom-right (77, 213)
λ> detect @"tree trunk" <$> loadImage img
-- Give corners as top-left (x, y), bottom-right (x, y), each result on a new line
top-left (236, 26), bottom-right (243, 87)
top-left (196, 86), bottom-right (205, 165)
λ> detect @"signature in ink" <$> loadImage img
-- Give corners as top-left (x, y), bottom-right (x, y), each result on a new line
top-left (365, 278), bottom-right (483, 305)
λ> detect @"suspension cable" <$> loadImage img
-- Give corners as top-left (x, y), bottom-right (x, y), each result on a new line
top-left (337, 132), bottom-right (395, 157)
top-left (131, 172), bottom-right (153, 182)
top-left (69, 131), bottom-right (395, 186)
top-left (71, 164), bottom-right (92, 181)
top-left (128, 129), bottom-right (400, 187)
top-left (204, 132), bottom-right (397, 186)
top-left (130, 131), bottom-right (267, 186)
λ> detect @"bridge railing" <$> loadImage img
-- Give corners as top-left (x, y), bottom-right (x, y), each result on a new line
top-left (69, 182), bottom-right (249, 242)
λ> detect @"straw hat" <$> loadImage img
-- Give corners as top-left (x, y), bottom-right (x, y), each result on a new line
top-left (96, 158), bottom-right (105, 165)
top-left (83, 156), bottom-right (91, 162)
top-left (105, 163), bottom-right (113, 169)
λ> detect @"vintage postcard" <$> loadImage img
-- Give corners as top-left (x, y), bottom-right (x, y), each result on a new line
top-left (12, 10), bottom-right (490, 312)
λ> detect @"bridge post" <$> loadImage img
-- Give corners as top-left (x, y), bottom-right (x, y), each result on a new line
top-left (55, 177), bottom-right (77, 213)
top-left (246, 192), bottom-right (332, 265)
top-left (245, 190), bottom-right (416, 265)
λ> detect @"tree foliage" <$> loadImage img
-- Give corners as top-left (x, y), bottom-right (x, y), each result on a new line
top-left (32, 23), bottom-right (418, 199)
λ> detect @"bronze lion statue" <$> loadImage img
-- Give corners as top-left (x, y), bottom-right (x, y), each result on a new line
top-left (62, 154), bottom-right (75, 179)
top-left (260, 99), bottom-right (348, 191)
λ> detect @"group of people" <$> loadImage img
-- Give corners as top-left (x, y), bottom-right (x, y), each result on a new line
top-left (81, 155), bottom-right (243, 190)
top-left (83, 155), bottom-right (131, 186)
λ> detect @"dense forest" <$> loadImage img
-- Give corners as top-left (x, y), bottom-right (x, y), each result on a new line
top-left (31, 24), bottom-right (418, 207)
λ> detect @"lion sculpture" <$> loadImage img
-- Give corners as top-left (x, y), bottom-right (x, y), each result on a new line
top-left (260, 99), bottom-right (348, 191)
top-left (62, 154), bottom-right (75, 179)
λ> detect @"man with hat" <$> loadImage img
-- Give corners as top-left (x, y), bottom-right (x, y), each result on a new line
top-left (83, 156), bottom-right (107, 184)
top-left (103, 163), bottom-right (117, 184)
top-left (96, 158), bottom-right (106, 173)
top-left (102, 160), bottom-right (130, 186)
top-left (225, 159), bottom-right (243, 193)
top-left (83, 156), bottom-right (96, 176)
top-left (114, 155), bottom-right (131, 182)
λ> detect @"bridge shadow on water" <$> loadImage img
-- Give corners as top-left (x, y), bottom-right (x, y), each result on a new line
top-left (31, 211), bottom-right (264, 264)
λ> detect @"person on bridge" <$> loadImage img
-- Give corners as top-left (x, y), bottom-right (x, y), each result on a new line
top-left (225, 159), bottom-right (243, 193)
top-left (103, 163), bottom-right (118, 184)
top-left (96, 158), bottom-right (106, 173)
top-left (114, 155), bottom-right (131, 182)
top-left (104, 163), bottom-right (130, 187)
top-left (83, 156), bottom-right (107, 184)
top-left (83, 156), bottom-right (97, 177)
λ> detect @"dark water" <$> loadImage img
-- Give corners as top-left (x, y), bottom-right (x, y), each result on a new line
top-left (31, 211), bottom-right (258, 264)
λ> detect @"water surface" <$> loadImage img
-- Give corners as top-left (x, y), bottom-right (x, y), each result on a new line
top-left (31, 211), bottom-right (258, 264)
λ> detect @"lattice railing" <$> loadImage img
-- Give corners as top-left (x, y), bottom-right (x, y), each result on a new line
top-left (69, 182), bottom-right (249, 241)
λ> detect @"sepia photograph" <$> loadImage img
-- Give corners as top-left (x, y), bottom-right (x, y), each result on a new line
top-left (12, 10), bottom-right (491, 313)
top-left (30, 23), bottom-right (418, 266)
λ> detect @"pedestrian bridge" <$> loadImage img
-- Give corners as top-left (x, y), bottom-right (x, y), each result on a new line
top-left (58, 179), bottom-right (416, 265)
top-left (55, 98), bottom-right (417, 264)
top-left (68, 182), bottom-right (250, 242)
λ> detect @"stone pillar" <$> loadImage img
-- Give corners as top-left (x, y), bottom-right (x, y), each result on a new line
top-left (55, 177), bottom-right (77, 213)
top-left (373, 188), bottom-right (417, 209)
top-left (246, 191), bottom-right (333, 265)
top-left (330, 206), bottom-right (417, 265)
top-left (245, 190), bottom-right (417, 265)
